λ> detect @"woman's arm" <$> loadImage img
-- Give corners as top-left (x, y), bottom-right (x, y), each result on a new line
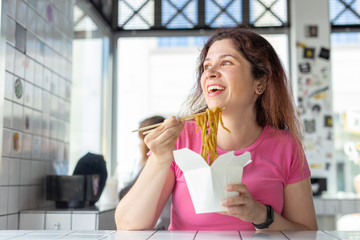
top-left (272, 178), bottom-right (318, 230)
top-left (115, 117), bottom-right (184, 230)
top-left (115, 166), bottom-right (175, 230)
top-left (221, 178), bottom-right (318, 230)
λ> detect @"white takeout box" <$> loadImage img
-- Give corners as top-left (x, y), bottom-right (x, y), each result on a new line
top-left (173, 148), bottom-right (252, 214)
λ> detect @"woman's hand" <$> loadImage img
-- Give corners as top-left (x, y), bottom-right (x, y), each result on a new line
top-left (220, 184), bottom-right (267, 224)
top-left (144, 116), bottom-right (185, 164)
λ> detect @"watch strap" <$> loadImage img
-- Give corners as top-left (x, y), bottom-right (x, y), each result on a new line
top-left (252, 205), bottom-right (274, 229)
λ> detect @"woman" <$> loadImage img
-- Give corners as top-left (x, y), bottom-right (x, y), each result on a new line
top-left (118, 115), bottom-right (170, 230)
top-left (115, 27), bottom-right (318, 231)
top-left (119, 115), bottom-right (166, 201)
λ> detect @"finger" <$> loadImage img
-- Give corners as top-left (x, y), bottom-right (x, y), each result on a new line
top-left (156, 118), bottom-right (183, 139)
top-left (154, 117), bottom-right (183, 135)
top-left (145, 117), bottom-right (180, 140)
top-left (146, 117), bottom-right (172, 137)
top-left (156, 125), bottom-right (183, 147)
top-left (218, 211), bottom-right (237, 218)
top-left (145, 117), bottom-right (184, 149)
top-left (221, 205), bottom-right (244, 216)
top-left (221, 196), bottom-right (247, 208)
top-left (226, 184), bottom-right (249, 193)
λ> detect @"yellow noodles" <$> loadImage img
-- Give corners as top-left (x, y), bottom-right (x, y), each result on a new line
top-left (195, 107), bottom-right (230, 166)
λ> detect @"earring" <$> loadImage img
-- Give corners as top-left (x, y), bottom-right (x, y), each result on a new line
top-left (257, 88), bottom-right (262, 93)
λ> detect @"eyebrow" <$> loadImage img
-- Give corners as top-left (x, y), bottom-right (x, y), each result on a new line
top-left (204, 54), bottom-right (236, 62)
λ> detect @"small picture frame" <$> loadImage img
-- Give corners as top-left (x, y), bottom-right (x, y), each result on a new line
top-left (319, 47), bottom-right (330, 60)
top-left (306, 25), bottom-right (318, 38)
top-left (303, 47), bottom-right (315, 59)
top-left (299, 62), bottom-right (311, 73)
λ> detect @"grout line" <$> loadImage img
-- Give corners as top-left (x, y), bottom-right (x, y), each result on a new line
top-left (98, 230), bottom-right (116, 239)
top-left (193, 231), bottom-right (198, 240)
top-left (146, 230), bottom-right (158, 240)
top-left (280, 231), bottom-right (291, 240)
top-left (238, 230), bottom-right (243, 240)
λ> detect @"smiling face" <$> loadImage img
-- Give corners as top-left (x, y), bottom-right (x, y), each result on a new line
top-left (200, 39), bottom-right (261, 113)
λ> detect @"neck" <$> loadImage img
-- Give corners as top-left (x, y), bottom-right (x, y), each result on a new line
top-left (217, 110), bottom-right (262, 151)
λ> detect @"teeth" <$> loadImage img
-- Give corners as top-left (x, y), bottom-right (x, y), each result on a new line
top-left (207, 85), bottom-right (225, 92)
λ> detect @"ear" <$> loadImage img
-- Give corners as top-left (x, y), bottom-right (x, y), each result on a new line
top-left (254, 78), bottom-right (267, 95)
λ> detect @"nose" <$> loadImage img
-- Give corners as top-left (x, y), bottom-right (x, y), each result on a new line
top-left (203, 66), bottom-right (220, 79)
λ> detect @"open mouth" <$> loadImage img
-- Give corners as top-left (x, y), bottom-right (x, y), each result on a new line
top-left (207, 85), bottom-right (225, 93)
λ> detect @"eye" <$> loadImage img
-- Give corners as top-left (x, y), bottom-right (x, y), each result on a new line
top-left (204, 64), bottom-right (211, 70)
top-left (222, 60), bottom-right (232, 66)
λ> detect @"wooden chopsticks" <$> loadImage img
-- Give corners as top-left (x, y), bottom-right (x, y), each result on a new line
top-left (132, 107), bottom-right (225, 134)
top-left (132, 111), bottom-right (206, 133)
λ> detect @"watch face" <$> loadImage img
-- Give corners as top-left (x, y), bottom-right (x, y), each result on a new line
top-left (14, 78), bottom-right (23, 99)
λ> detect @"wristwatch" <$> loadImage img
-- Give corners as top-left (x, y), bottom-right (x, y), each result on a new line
top-left (252, 205), bottom-right (274, 229)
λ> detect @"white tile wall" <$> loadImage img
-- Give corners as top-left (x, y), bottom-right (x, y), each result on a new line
top-left (28, 186), bottom-right (38, 210)
top-left (72, 213), bottom-right (97, 230)
top-left (30, 161), bottom-right (42, 185)
top-left (21, 133), bottom-right (32, 158)
top-left (44, 68), bottom-right (51, 91)
top-left (27, 6), bottom-right (36, 34)
top-left (32, 135), bottom-right (41, 159)
top-left (5, 43), bottom-right (15, 73)
top-left (0, 158), bottom-right (9, 185)
top-left (16, 0), bottom-right (27, 27)
top-left (8, 158), bottom-right (20, 185)
top-left (7, 213), bottom-right (19, 230)
top-left (7, 0), bottom-right (16, 18)
top-left (4, 71), bottom-right (14, 101)
top-left (42, 114), bottom-right (50, 137)
top-left (24, 82), bottom-right (34, 108)
top-left (45, 213), bottom-right (71, 230)
top-left (41, 138), bottom-right (50, 160)
top-left (14, 49), bottom-right (25, 78)
top-left (6, 16), bottom-right (15, 46)
top-left (19, 186), bottom-right (30, 210)
top-left (8, 186), bottom-right (20, 213)
top-left (32, 111), bottom-right (41, 135)
top-left (33, 86), bottom-right (42, 111)
top-left (19, 212), bottom-right (45, 230)
top-left (2, 129), bottom-right (11, 157)
top-left (0, 216), bottom-right (6, 230)
top-left (3, 100), bottom-right (12, 128)
top-left (25, 57), bottom-right (35, 84)
top-left (26, 33), bottom-right (36, 61)
top-left (1, 0), bottom-right (73, 229)
top-left (12, 103), bottom-right (24, 130)
top-left (0, 187), bottom-right (9, 215)
top-left (20, 160), bottom-right (31, 185)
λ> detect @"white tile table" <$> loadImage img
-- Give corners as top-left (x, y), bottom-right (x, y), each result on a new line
top-left (0, 230), bottom-right (360, 240)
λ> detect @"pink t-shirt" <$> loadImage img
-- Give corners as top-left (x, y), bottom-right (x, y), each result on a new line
top-left (168, 121), bottom-right (311, 230)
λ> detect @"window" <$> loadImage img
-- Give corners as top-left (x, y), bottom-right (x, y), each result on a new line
top-left (250, 0), bottom-right (287, 27)
top-left (329, 0), bottom-right (360, 196)
top-left (162, 0), bottom-right (197, 28)
top-left (117, 0), bottom-right (289, 30)
top-left (70, 4), bottom-right (109, 173)
top-left (329, 0), bottom-right (360, 26)
top-left (331, 32), bottom-right (360, 194)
